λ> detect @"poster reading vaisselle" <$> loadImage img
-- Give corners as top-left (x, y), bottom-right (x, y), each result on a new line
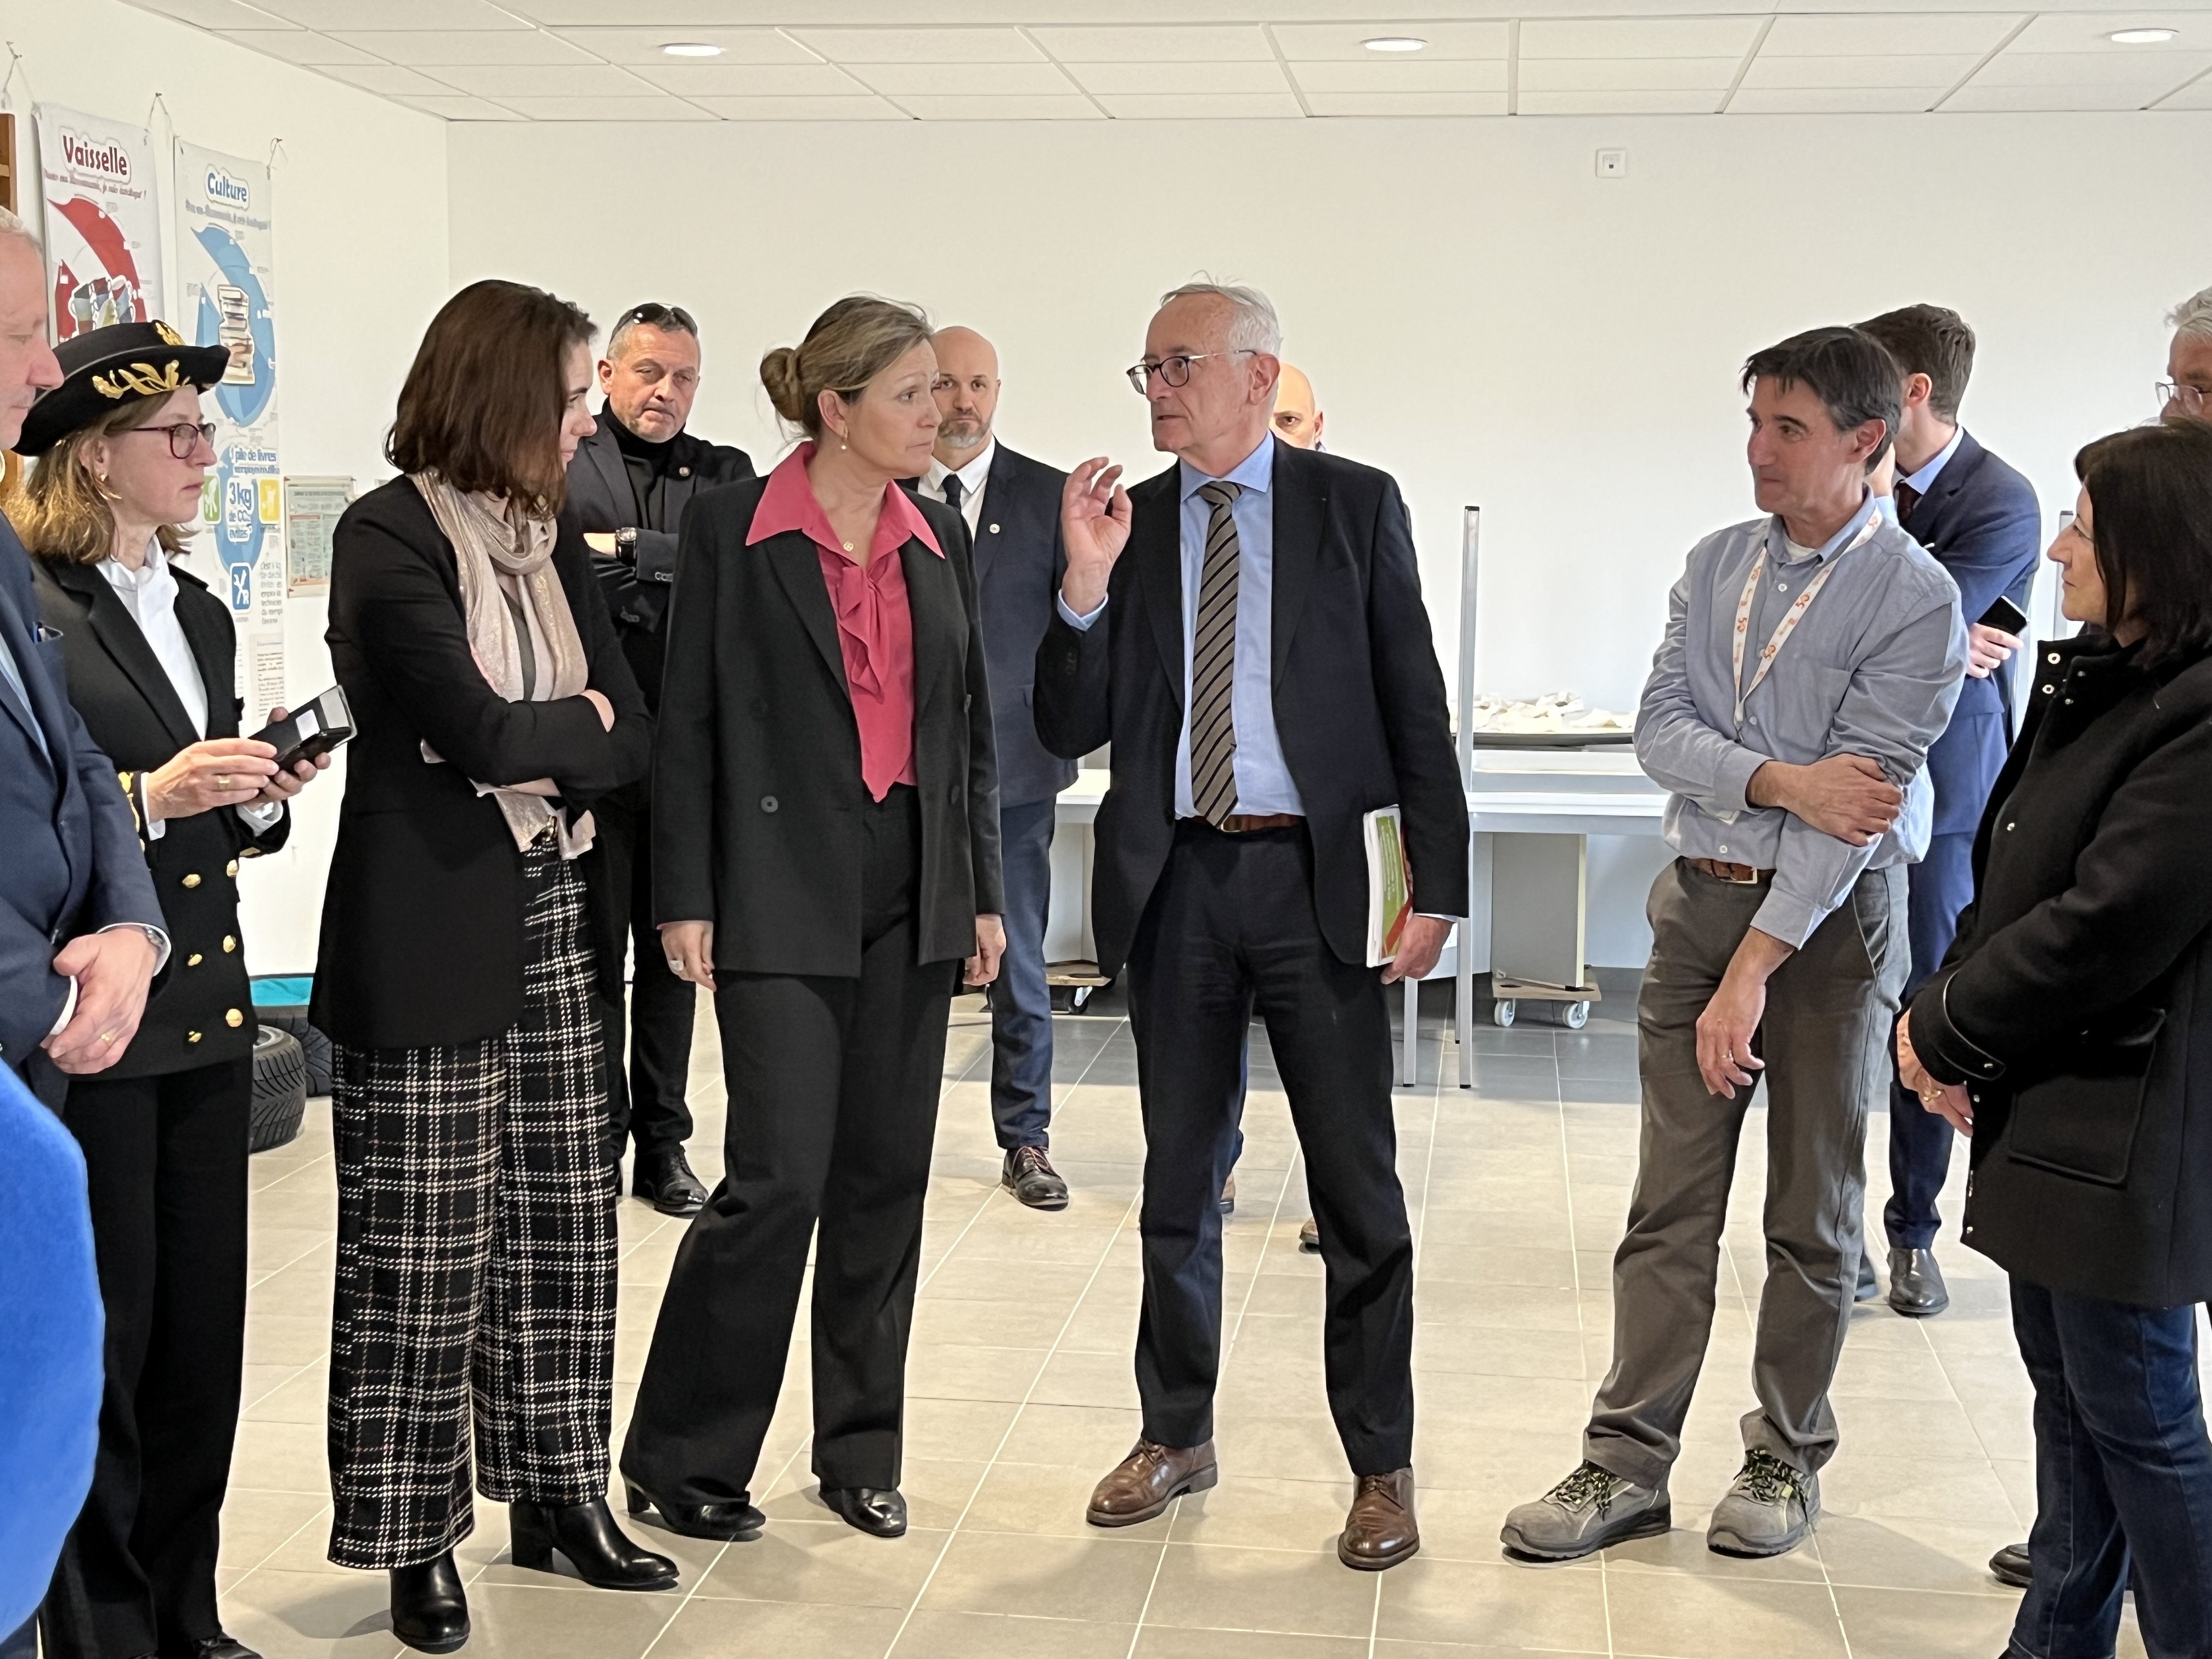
top-left (35, 105), bottom-right (165, 341)
top-left (176, 139), bottom-right (286, 721)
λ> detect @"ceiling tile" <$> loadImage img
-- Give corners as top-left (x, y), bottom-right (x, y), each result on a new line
top-left (1092, 91), bottom-right (1304, 119)
top-left (489, 95), bottom-right (715, 121)
top-left (2007, 12), bottom-right (2203, 53)
top-left (390, 94), bottom-right (527, 120)
top-left (317, 63), bottom-right (467, 97)
top-left (1942, 83), bottom-right (2162, 110)
top-left (1971, 48), bottom-right (2212, 85)
top-left (1729, 86), bottom-right (1941, 112)
top-left (1519, 18), bottom-right (1763, 60)
top-left (427, 63), bottom-right (656, 97)
top-left (1759, 13), bottom-right (2024, 57)
top-left (1067, 61), bottom-right (1291, 95)
top-left (125, 0), bottom-right (298, 28)
top-left (845, 61), bottom-right (1071, 95)
top-left (545, 27), bottom-right (819, 66)
top-left (890, 94), bottom-right (1104, 120)
top-left (216, 29), bottom-right (379, 65)
top-left (629, 63), bottom-right (864, 96)
top-left (1272, 21), bottom-right (1510, 61)
top-left (1304, 91), bottom-right (1508, 116)
top-left (1031, 25), bottom-right (1274, 64)
top-left (1519, 57), bottom-right (1742, 91)
top-left (1289, 59), bottom-right (1507, 94)
top-left (687, 94), bottom-right (909, 120)
top-left (788, 27), bottom-right (1043, 64)
top-left (1742, 53), bottom-right (1979, 88)
top-left (1517, 88), bottom-right (1722, 115)
top-left (324, 30), bottom-right (596, 65)
top-left (246, 0), bottom-right (529, 27)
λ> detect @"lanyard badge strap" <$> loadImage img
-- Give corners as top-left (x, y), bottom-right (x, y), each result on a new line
top-left (1730, 515), bottom-right (1880, 731)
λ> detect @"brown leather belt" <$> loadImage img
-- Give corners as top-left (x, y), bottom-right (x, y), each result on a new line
top-left (1218, 812), bottom-right (1304, 834)
top-left (1685, 857), bottom-right (1773, 885)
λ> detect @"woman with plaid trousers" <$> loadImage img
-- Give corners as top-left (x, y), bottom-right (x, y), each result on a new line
top-left (311, 281), bottom-right (669, 1650)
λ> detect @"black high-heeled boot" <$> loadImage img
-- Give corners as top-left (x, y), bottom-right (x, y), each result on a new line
top-left (390, 1551), bottom-right (469, 1654)
top-left (510, 1497), bottom-right (679, 1589)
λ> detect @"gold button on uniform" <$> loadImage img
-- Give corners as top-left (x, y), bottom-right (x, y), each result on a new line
top-left (187, 953), bottom-right (203, 967)
top-left (223, 936), bottom-right (237, 953)
top-left (225, 859), bottom-right (239, 877)
top-left (182, 873), bottom-right (201, 889)
top-left (225, 1008), bottom-right (244, 1028)
top-left (187, 1031), bottom-right (202, 1044)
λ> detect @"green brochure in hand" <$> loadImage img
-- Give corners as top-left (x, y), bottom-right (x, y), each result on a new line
top-left (1365, 806), bottom-right (1412, 967)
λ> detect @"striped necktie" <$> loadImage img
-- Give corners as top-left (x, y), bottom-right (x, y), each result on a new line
top-left (1189, 480), bottom-right (1244, 826)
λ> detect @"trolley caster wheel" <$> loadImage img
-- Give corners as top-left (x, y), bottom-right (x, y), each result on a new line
top-left (1562, 1001), bottom-right (1590, 1030)
top-left (1070, 984), bottom-right (1094, 1013)
top-left (1492, 998), bottom-right (1516, 1029)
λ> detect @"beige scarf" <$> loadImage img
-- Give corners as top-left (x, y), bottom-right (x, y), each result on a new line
top-left (413, 472), bottom-right (595, 858)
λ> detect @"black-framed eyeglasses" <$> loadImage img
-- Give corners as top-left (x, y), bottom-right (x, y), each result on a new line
top-left (1124, 350), bottom-right (1253, 394)
top-left (618, 302), bottom-right (698, 335)
top-left (123, 421), bottom-right (217, 460)
top-left (2157, 379), bottom-right (2207, 415)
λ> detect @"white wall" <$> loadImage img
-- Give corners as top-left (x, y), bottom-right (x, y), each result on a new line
top-left (450, 108), bottom-right (2208, 963)
top-left (5, 1), bottom-right (452, 973)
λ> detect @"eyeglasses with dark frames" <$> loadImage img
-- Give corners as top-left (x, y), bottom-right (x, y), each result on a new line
top-left (1124, 350), bottom-right (1254, 395)
top-left (123, 421), bottom-right (218, 460)
top-left (619, 302), bottom-right (698, 335)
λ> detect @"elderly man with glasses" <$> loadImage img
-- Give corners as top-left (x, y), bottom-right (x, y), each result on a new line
top-left (567, 302), bottom-right (753, 1216)
top-left (2162, 285), bottom-right (2212, 424)
top-left (1035, 281), bottom-right (1467, 1571)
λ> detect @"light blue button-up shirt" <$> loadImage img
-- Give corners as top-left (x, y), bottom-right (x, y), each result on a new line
top-left (1058, 436), bottom-right (1305, 818)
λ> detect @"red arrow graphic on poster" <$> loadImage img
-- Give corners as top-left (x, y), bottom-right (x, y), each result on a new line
top-left (49, 197), bottom-right (145, 341)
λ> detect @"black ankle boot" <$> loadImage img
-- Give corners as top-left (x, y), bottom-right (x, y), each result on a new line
top-left (390, 1552), bottom-right (469, 1654)
top-left (510, 1497), bottom-right (678, 1589)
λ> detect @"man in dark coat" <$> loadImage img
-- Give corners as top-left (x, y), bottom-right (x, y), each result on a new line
top-left (566, 302), bottom-right (752, 1214)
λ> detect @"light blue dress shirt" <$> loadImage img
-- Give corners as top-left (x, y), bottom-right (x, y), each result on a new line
top-left (0, 622), bottom-right (47, 765)
top-left (1058, 436), bottom-right (1305, 818)
top-left (1875, 424), bottom-right (1966, 526)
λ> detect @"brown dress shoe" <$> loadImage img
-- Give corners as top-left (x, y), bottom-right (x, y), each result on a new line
top-left (1298, 1215), bottom-right (1321, 1252)
top-left (1339, 1469), bottom-right (1420, 1570)
top-left (1087, 1438), bottom-right (1219, 1526)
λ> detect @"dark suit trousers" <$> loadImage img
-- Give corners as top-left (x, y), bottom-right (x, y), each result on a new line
top-left (1125, 820), bottom-right (1414, 1475)
top-left (622, 786), bottom-right (957, 1500)
top-left (41, 1058), bottom-right (251, 1659)
top-left (589, 781), bottom-right (697, 1160)
top-left (1884, 830), bottom-right (1976, 1250)
top-left (989, 798), bottom-right (1057, 1150)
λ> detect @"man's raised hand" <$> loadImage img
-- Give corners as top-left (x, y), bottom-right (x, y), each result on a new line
top-left (1059, 458), bottom-right (1131, 618)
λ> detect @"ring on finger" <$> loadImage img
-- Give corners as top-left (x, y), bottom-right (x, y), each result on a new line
top-left (214, 773), bottom-right (229, 789)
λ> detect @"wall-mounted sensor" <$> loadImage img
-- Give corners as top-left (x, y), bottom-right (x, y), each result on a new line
top-left (1596, 148), bottom-right (1629, 178)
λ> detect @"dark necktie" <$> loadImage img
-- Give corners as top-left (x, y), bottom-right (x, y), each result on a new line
top-left (1189, 481), bottom-right (1244, 826)
top-left (1894, 480), bottom-right (1921, 526)
top-left (942, 473), bottom-right (965, 515)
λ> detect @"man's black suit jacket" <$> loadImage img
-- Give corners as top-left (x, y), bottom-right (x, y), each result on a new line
top-left (1033, 439), bottom-right (1467, 977)
top-left (654, 477), bottom-right (1003, 976)
top-left (565, 413), bottom-right (753, 708)
top-left (0, 514), bottom-right (164, 1081)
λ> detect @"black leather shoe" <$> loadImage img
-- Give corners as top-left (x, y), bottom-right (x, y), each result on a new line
top-left (633, 1149), bottom-right (707, 1216)
top-left (1854, 1250), bottom-right (1881, 1303)
top-left (1990, 1541), bottom-right (2032, 1588)
top-left (1888, 1246), bottom-right (1951, 1317)
top-left (623, 1479), bottom-right (764, 1541)
top-left (193, 1637), bottom-right (262, 1659)
top-left (1219, 1172), bottom-right (1236, 1215)
top-left (821, 1486), bottom-right (907, 1538)
top-left (511, 1497), bottom-right (678, 1589)
top-left (390, 1553), bottom-right (469, 1655)
top-left (1002, 1146), bottom-right (1069, 1210)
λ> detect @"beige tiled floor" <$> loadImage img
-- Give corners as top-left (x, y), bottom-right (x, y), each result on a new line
top-left (212, 989), bottom-right (2143, 1658)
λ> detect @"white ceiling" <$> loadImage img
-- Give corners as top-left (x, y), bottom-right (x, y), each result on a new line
top-left (123, 1), bottom-right (2212, 119)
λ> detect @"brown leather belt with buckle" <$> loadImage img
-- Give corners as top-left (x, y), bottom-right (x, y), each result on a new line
top-left (1685, 857), bottom-right (1773, 884)
top-left (1218, 812), bottom-right (1304, 834)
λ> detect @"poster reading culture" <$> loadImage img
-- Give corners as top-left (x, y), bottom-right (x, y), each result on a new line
top-left (177, 140), bottom-right (286, 720)
top-left (35, 105), bottom-right (165, 342)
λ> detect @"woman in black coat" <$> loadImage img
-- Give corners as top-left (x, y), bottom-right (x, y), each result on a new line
top-left (312, 280), bottom-right (666, 1647)
top-left (619, 296), bottom-right (1003, 1544)
top-left (1899, 419), bottom-right (2212, 1659)
top-left (11, 321), bottom-right (328, 1659)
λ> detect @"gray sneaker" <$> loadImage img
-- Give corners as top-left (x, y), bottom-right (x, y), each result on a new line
top-left (1707, 1451), bottom-right (1820, 1557)
top-left (1500, 1461), bottom-right (1671, 1560)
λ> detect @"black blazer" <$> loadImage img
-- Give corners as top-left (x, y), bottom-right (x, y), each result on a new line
top-left (654, 475), bottom-right (1002, 975)
top-left (1034, 439), bottom-right (1468, 976)
top-left (1911, 634), bottom-right (2212, 1306)
top-left (311, 478), bottom-right (651, 1050)
top-left (31, 556), bottom-right (287, 1079)
top-left (565, 414), bottom-right (754, 710)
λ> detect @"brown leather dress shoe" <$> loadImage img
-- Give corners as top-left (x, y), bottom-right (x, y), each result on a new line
top-left (1339, 1469), bottom-right (1420, 1570)
top-left (1087, 1438), bottom-right (1219, 1526)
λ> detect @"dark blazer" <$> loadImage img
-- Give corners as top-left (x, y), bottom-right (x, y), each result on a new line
top-left (1911, 634), bottom-right (2212, 1306)
top-left (1033, 439), bottom-right (1468, 977)
top-left (654, 475), bottom-right (1002, 975)
top-left (311, 478), bottom-right (651, 1050)
top-left (565, 413), bottom-right (753, 709)
top-left (32, 556), bottom-right (290, 1079)
top-left (1901, 430), bottom-right (2042, 837)
top-left (0, 516), bottom-right (164, 1077)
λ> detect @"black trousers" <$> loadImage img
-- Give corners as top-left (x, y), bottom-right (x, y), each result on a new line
top-left (588, 780), bottom-right (697, 1160)
top-left (42, 1056), bottom-right (251, 1659)
top-left (622, 786), bottom-right (957, 1502)
top-left (1125, 820), bottom-right (1415, 1475)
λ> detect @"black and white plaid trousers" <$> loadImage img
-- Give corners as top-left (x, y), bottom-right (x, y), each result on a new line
top-left (325, 837), bottom-right (618, 1570)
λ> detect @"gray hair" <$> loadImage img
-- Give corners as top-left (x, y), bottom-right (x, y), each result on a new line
top-left (1158, 280), bottom-right (1282, 356)
top-left (2171, 285), bottom-right (2212, 344)
top-left (0, 205), bottom-right (40, 255)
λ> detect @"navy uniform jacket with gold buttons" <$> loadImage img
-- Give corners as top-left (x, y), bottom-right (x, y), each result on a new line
top-left (32, 555), bottom-right (289, 1079)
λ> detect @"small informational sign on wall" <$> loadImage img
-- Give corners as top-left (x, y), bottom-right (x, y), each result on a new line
top-left (35, 105), bottom-right (165, 341)
top-left (284, 477), bottom-right (353, 596)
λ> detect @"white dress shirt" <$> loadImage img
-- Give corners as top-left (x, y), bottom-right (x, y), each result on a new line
top-left (919, 441), bottom-right (994, 539)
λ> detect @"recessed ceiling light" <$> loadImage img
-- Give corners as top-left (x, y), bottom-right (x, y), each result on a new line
top-left (661, 42), bottom-right (724, 57)
top-left (2107, 26), bottom-right (2180, 42)
top-left (1363, 36), bottom-right (1429, 52)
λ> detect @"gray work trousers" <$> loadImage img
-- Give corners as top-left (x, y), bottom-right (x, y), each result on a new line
top-left (1584, 858), bottom-right (1906, 1490)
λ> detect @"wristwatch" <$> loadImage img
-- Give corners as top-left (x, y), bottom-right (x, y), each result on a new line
top-left (616, 526), bottom-right (639, 565)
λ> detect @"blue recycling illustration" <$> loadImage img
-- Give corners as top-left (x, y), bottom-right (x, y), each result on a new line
top-left (192, 223), bottom-right (276, 602)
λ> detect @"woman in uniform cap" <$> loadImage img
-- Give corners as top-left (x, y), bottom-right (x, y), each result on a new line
top-left (7, 319), bottom-right (330, 1659)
